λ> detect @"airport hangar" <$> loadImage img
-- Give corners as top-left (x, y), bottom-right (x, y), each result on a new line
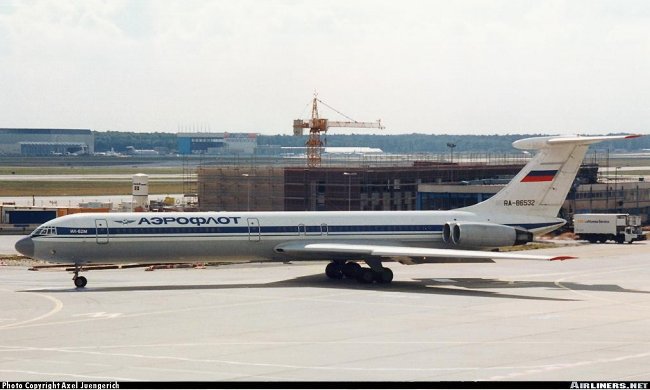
top-left (0, 129), bottom-right (254, 156)
top-left (0, 128), bottom-right (94, 156)
top-left (177, 132), bottom-right (257, 155)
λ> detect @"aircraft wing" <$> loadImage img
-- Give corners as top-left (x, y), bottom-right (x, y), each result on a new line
top-left (275, 242), bottom-right (574, 264)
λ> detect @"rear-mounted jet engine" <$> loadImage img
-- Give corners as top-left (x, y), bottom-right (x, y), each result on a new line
top-left (443, 222), bottom-right (533, 248)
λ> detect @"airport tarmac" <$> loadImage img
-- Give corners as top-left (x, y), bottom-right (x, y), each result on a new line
top-left (0, 241), bottom-right (649, 382)
top-left (0, 235), bottom-right (21, 255)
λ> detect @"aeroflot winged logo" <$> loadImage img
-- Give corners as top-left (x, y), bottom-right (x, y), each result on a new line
top-left (521, 170), bottom-right (558, 182)
top-left (114, 219), bottom-right (137, 225)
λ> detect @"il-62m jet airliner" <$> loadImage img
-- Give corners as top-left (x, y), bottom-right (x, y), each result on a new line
top-left (15, 134), bottom-right (639, 288)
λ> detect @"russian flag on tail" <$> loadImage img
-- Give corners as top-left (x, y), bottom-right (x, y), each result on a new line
top-left (521, 170), bottom-right (558, 182)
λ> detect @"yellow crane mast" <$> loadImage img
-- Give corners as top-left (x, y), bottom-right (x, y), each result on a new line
top-left (293, 95), bottom-right (384, 167)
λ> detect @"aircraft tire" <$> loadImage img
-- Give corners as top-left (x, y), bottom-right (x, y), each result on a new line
top-left (342, 262), bottom-right (361, 278)
top-left (375, 267), bottom-right (393, 284)
top-left (74, 276), bottom-right (87, 289)
top-left (356, 268), bottom-right (375, 284)
top-left (325, 262), bottom-right (343, 279)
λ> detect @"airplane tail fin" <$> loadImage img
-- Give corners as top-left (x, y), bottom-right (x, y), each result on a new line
top-left (460, 134), bottom-right (641, 218)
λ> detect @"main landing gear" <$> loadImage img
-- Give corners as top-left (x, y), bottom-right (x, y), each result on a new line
top-left (325, 260), bottom-right (394, 284)
top-left (73, 265), bottom-right (87, 289)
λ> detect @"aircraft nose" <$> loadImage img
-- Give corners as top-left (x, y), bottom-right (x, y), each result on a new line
top-left (15, 236), bottom-right (34, 257)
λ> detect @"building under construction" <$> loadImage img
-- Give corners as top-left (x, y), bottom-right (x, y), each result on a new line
top-left (196, 157), bottom-right (527, 212)
top-left (196, 95), bottom-right (645, 220)
top-left (196, 95), bottom-right (527, 212)
top-left (198, 166), bottom-right (285, 212)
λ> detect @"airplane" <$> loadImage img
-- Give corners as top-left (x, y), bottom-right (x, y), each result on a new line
top-left (14, 134), bottom-right (640, 288)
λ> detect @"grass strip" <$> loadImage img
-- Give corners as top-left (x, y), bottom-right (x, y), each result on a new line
top-left (0, 181), bottom-right (183, 196)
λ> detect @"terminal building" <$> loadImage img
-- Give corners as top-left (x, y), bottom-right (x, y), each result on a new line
top-left (0, 128), bottom-right (94, 156)
top-left (177, 132), bottom-right (257, 155)
top-left (419, 178), bottom-right (650, 224)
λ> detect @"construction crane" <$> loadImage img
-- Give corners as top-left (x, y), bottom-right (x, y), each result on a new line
top-left (293, 95), bottom-right (384, 167)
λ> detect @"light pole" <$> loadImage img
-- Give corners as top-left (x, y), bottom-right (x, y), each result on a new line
top-left (242, 173), bottom-right (252, 211)
top-left (614, 167), bottom-right (621, 212)
top-left (343, 172), bottom-right (357, 211)
top-left (446, 143), bottom-right (456, 182)
top-left (446, 143), bottom-right (456, 163)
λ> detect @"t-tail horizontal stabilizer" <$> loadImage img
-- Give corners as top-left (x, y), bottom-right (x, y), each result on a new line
top-left (461, 134), bottom-right (642, 219)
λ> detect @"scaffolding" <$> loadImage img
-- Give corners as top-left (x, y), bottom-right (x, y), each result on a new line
top-left (196, 161), bottom-right (527, 212)
top-left (182, 155), bottom-right (201, 208)
top-left (188, 145), bottom-right (649, 216)
top-left (198, 166), bottom-right (285, 211)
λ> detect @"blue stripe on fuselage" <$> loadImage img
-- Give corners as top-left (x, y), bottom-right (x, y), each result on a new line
top-left (52, 222), bottom-right (558, 237)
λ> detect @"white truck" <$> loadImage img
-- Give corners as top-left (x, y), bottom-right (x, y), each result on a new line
top-left (573, 213), bottom-right (645, 244)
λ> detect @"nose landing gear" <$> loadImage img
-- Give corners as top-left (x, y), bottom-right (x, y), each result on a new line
top-left (73, 265), bottom-right (87, 288)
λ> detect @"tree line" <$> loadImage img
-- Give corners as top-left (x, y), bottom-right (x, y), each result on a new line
top-left (93, 131), bottom-right (648, 153)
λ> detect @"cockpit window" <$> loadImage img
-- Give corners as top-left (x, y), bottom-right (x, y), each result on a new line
top-left (31, 226), bottom-right (57, 237)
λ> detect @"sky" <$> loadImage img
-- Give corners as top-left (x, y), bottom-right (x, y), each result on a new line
top-left (1, 0), bottom-right (649, 135)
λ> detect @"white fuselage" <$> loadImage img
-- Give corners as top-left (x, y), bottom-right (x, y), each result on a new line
top-left (24, 210), bottom-right (563, 265)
